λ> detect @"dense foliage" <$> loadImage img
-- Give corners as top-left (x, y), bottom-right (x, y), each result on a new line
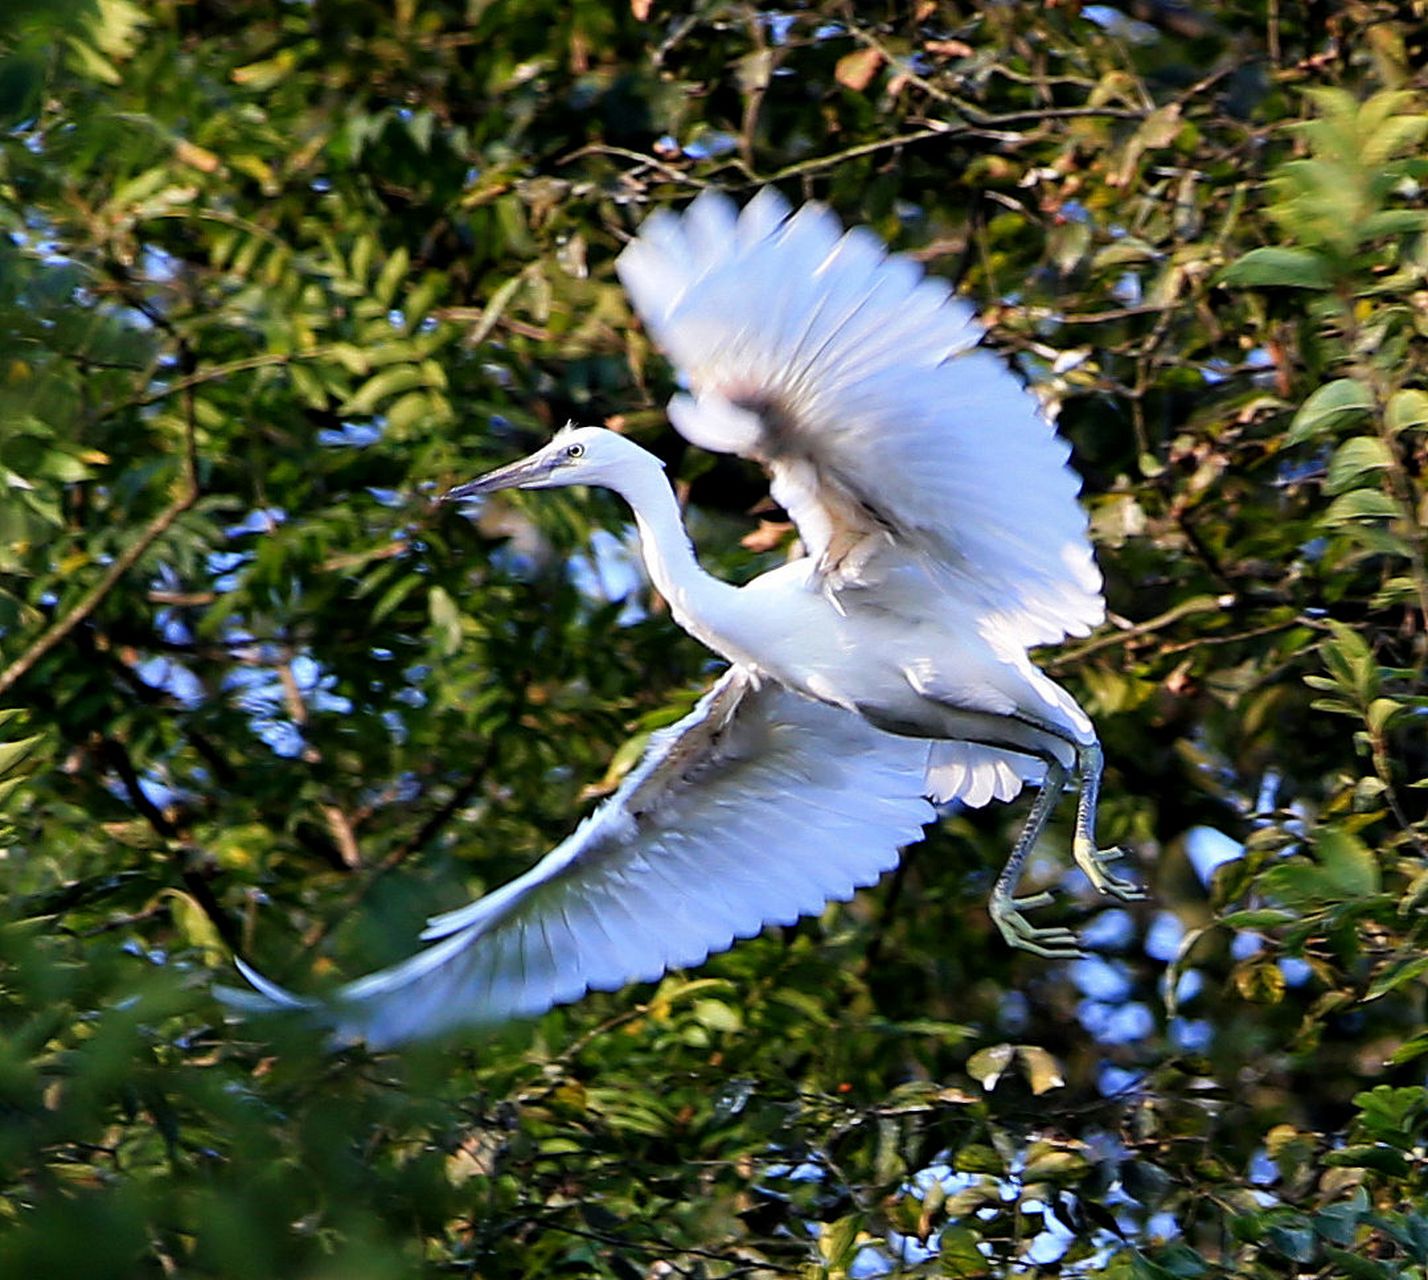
top-left (3, 1), bottom-right (1427, 1275)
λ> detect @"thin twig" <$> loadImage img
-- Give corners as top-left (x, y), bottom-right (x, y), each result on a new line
top-left (756, 127), bottom-right (950, 183)
top-left (1046, 594), bottom-right (1237, 672)
top-left (844, 22), bottom-right (1151, 127)
top-left (1156, 618), bottom-right (1302, 657)
top-left (0, 340), bottom-right (201, 701)
top-left (947, 103), bottom-right (1149, 127)
top-left (514, 1217), bottom-right (798, 1277)
top-left (556, 143), bottom-right (709, 187)
top-left (738, 4), bottom-right (772, 174)
top-left (111, 346), bottom-right (344, 416)
top-left (1053, 303), bottom-right (1177, 325)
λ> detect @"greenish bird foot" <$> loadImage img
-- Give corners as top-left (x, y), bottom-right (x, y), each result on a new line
top-left (1072, 838), bottom-right (1145, 902)
top-left (989, 888), bottom-right (1084, 959)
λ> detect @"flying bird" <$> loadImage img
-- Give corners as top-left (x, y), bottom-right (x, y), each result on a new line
top-left (225, 188), bottom-right (1139, 1046)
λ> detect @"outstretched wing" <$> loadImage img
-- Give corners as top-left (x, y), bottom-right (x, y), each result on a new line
top-left (221, 669), bottom-right (935, 1047)
top-left (616, 187), bottom-right (1104, 649)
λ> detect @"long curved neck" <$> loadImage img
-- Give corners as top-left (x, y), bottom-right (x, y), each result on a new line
top-left (608, 458), bottom-right (742, 643)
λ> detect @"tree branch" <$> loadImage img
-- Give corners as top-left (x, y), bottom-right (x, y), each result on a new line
top-left (0, 334), bottom-right (200, 702)
top-left (1045, 594), bottom-right (1238, 672)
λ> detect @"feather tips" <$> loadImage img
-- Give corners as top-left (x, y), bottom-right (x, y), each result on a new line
top-left (224, 670), bottom-right (936, 1046)
top-left (615, 188), bottom-right (1104, 649)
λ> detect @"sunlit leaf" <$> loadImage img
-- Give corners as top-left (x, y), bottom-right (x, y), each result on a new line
top-left (835, 47), bottom-right (882, 93)
top-left (1016, 1044), bottom-right (1065, 1095)
top-left (967, 1043), bottom-right (1015, 1091)
top-left (1288, 378), bottom-right (1374, 444)
top-left (1235, 959), bottom-right (1287, 1003)
top-left (1323, 488), bottom-right (1401, 525)
top-left (1219, 247), bottom-right (1333, 290)
top-left (1385, 387), bottom-right (1428, 433)
top-left (1366, 954), bottom-right (1428, 1002)
top-left (1323, 436), bottom-right (1392, 494)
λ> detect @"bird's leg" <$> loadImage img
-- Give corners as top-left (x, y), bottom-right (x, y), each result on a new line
top-left (1069, 740), bottom-right (1144, 902)
top-left (1002, 712), bottom-right (1145, 906)
top-left (988, 756), bottom-right (1083, 959)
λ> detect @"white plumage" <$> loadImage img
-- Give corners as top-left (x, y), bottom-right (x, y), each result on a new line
top-left (223, 188), bottom-right (1140, 1046)
top-left (227, 670), bottom-right (935, 1046)
top-left (618, 190), bottom-right (1103, 648)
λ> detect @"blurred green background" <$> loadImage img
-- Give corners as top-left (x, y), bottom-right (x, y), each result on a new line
top-left (2, 1), bottom-right (1427, 1275)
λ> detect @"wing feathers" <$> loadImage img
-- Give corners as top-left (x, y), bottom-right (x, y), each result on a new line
top-left (225, 670), bottom-right (936, 1046)
top-left (615, 189), bottom-right (1104, 648)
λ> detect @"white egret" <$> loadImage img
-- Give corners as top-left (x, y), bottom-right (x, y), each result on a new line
top-left (225, 188), bottom-right (1140, 1046)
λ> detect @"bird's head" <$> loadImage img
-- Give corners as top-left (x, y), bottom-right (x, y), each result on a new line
top-left (445, 426), bottom-right (657, 502)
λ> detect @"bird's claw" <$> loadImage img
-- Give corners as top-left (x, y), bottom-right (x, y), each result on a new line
top-left (1073, 838), bottom-right (1146, 902)
top-left (989, 891), bottom-right (1084, 960)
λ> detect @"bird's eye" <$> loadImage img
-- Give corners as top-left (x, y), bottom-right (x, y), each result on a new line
top-left (565, 443), bottom-right (585, 459)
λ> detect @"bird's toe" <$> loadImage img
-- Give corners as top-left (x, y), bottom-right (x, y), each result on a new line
top-left (989, 893), bottom-right (1085, 959)
top-left (1073, 839), bottom-right (1145, 901)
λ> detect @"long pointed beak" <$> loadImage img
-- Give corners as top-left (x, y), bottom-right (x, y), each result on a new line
top-left (443, 453), bottom-right (550, 503)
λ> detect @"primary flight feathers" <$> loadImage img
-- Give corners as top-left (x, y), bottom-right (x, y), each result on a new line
top-left (221, 672), bottom-right (934, 1047)
top-left (616, 187), bottom-right (1103, 649)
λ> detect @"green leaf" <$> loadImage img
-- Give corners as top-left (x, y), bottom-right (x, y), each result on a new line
top-left (1323, 489), bottom-right (1400, 525)
top-left (1314, 828), bottom-right (1380, 896)
top-left (230, 48), bottom-right (300, 92)
top-left (691, 999), bottom-right (742, 1033)
top-left (1235, 959), bottom-right (1286, 1003)
top-left (1324, 436), bottom-right (1392, 494)
top-left (1219, 246), bottom-right (1333, 290)
top-left (1352, 1085), bottom-right (1426, 1138)
top-left (1360, 208), bottom-right (1428, 238)
top-left (1265, 1218), bottom-right (1316, 1263)
top-left (385, 390), bottom-right (434, 438)
top-left (1016, 1045), bottom-right (1065, 1095)
top-left (374, 246), bottom-right (411, 310)
top-left (0, 734), bottom-right (42, 779)
top-left (341, 364), bottom-right (426, 415)
top-left (817, 1214), bottom-right (864, 1270)
top-left (1322, 1144), bottom-right (1409, 1176)
top-left (1366, 697), bottom-right (1402, 734)
top-left (370, 571), bottom-right (423, 623)
top-left (1320, 1248), bottom-right (1391, 1280)
top-left (65, 36), bottom-right (122, 85)
top-left (1386, 388), bottom-right (1428, 433)
top-left (1138, 1243), bottom-right (1212, 1278)
top-left (1021, 1143), bottom-right (1087, 1180)
top-left (1313, 1189), bottom-right (1370, 1245)
top-left (288, 363), bottom-right (329, 410)
top-left (1091, 238), bottom-right (1160, 271)
top-left (1219, 908), bottom-right (1297, 928)
top-left (1288, 379), bottom-right (1374, 444)
top-left (1366, 954), bottom-right (1428, 1001)
top-left (159, 889), bottom-right (225, 962)
top-left (937, 1225), bottom-right (993, 1278)
top-left (464, 273), bottom-right (524, 349)
top-left (1322, 621), bottom-right (1377, 701)
top-left (1122, 1160), bottom-right (1172, 1205)
top-left (326, 342), bottom-right (372, 375)
top-left (953, 1144), bottom-right (1004, 1175)
top-left (967, 1043), bottom-right (1015, 1091)
top-left (1360, 112), bottom-right (1428, 167)
top-left (428, 585), bottom-right (463, 657)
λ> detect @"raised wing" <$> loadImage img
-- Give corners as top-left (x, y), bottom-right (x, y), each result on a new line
top-left (616, 187), bottom-right (1104, 649)
top-left (222, 669), bottom-right (935, 1047)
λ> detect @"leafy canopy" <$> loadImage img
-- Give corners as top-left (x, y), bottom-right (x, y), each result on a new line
top-left (2, 2), bottom-right (1427, 1277)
